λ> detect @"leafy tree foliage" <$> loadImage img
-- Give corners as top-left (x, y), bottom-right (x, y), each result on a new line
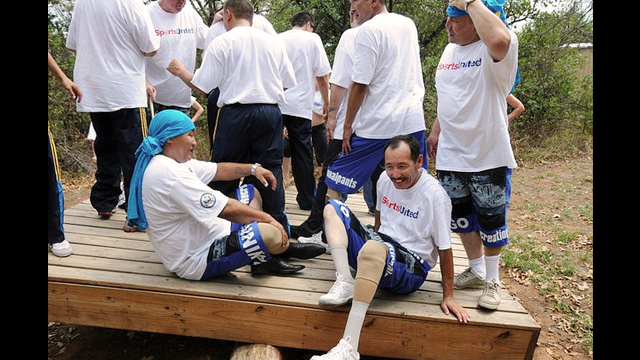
top-left (48, 0), bottom-right (592, 175)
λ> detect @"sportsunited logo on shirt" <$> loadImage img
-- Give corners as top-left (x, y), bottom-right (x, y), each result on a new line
top-left (155, 27), bottom-right (195, 37)
top-left (200, 193), bottom-right (216, 208)
top-left (437, 57), bottom-right (482, 71)
top-left (381, 196), bottom-right (419, 219)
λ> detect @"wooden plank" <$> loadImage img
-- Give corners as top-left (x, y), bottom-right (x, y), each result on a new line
top-left (50, 189), bottom-right (540, 360)
top-left (49, 281), bottom-right (537, 360)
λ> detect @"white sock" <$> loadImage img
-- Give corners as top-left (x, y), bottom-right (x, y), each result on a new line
top-left (342, 300), bottom-right (369, 351)
top-left (469, 256), bottom-right (486, 280)
top-left (485, 254), bottom-right (501, 283)
top-left (331, 246), bottom-right (354, 282)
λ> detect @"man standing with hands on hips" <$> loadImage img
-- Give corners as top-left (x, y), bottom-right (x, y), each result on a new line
top-left (428, 0), bottom-right (519, 310)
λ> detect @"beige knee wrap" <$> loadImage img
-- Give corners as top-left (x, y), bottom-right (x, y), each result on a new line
top-left (257, 223), bottom-right (283, 254)
top-left (354, 240), bottom-right (388, 302)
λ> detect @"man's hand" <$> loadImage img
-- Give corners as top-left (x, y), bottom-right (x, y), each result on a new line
top-left (254, 166), bottom-right (277, 191)
top-left (166, 59), bottom-right (186, 77)
top-left (341, 125), bottom-right (353, 154)
top-left (441, 296), bottom-right (470, 324)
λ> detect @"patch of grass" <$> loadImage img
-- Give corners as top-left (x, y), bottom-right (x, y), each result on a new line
top-left (503, 232), bottom-right (593, 354)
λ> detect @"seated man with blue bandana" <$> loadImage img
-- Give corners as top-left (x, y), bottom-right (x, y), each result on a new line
top-left (125, 110), bottom-right (326, 279)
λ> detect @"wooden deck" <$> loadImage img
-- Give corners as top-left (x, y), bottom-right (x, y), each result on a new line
top-left (48, 188), bottom-right (540, 360)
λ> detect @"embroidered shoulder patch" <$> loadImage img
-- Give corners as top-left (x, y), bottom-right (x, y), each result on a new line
top-left (200, 193), bottom-right (216, 208)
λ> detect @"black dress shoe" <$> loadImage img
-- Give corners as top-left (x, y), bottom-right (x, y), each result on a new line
top-left (251, 256), bottom-right (305, 275)
top-left (281, 241), bottom-right (326, 259)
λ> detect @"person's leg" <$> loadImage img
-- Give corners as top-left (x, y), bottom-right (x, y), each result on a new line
top-left (115, 107), bottom-right (145, 214)
top-left (208, 105), bottom-right (250, 196)
top-left (48, 130), bottom-right (72, 256)
top-left (342, 240), bottom-right (387, 351)
top-left (471, 167), bottom-right (510, 310)
top-left (293, 139), bottom-right (343, 238)
top-left (206, 88), bottom-right (220, 158)
top-left (282, 136), bottom-right (292, 188)
top-left (283, 115), bottom-right (316, 210)
top-left (311, 122), bottom-right (327, 172)
top-left (89, 112), bottom-right (123, 216)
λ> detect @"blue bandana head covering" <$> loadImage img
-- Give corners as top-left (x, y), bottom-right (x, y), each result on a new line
top-left (447, 0), bottom-right (507, 26)
top-left (126, 110), bottom-right (195, 230)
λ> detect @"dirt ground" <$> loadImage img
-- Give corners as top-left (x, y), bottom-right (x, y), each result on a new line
top-left (48, 156), bottom-right (593, 360)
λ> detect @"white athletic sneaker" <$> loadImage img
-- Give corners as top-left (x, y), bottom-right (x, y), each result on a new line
top-left (310, 336), bottom-right (360, 360)
top-left (478, 280), bottom-right (501, 310)
top-left (318, 272), bottom-right (354, 307)
top-left (453, 267), bottom-right (485, 289)
top-left (50, 240), bottom-right (73, 257)
top-left (297, 231), bottom-right (330, 253)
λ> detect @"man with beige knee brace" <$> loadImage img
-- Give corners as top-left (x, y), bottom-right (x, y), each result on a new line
top-left (311, 135), bottom-right (469, 360)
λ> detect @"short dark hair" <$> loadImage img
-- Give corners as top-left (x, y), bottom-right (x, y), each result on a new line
top-left (224, 0), bottom-right (254, 22)
top-left (385, 135), bottom-right (421, 163)
top-left (292, 11), bottom-right (314, 28)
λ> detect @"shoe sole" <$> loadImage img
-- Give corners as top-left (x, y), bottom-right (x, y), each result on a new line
top-left (478, 299), bottom-right (500, 310)
top-left (453, 281), bottom-right (485, 290)
top-left (98, 212), bottom-right (114, 220)
top-left (50, 249), bottom-right (73, 257)
top-left (318, 296), bottom-right (353, 308)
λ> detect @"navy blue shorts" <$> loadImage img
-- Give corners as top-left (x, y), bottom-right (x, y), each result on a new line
top-left (325, 199), bottom-right (430, 295)
top-left (201, 185), bottom-right (271, 280)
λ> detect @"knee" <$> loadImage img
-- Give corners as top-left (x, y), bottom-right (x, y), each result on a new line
top-left (356, 240), bottom-right (388, 282)
top-left (357, 240), bottom-right (387, 270)
top-left (249, 190), bottom-right (263, 210)
top-left (257, 223), bottom-right (283, 252)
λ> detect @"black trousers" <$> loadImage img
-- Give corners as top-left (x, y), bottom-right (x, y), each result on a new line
top-left (208, 103), bottom-right (289, 232)
top-left (283, 114), bottom-right (316, 210)
top-left (89, 108), bottom-right (147, 214)
top-left (296, 138), bottom-right (343, 235)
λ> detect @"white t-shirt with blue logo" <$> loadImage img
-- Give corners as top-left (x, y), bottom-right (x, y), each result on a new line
top-left (142, 156), bottom-right (230, 280)
top-left (145, 1), bottom-right (209, 108)
top-left (435, 31), bottom-right (519, 172)
top-left (376, 168), bottom-right (452, 269)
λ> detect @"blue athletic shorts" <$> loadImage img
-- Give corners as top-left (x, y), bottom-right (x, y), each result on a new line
top-left (325, 199), bottom-right (430, 295)
top-left (325, 130), bottom-right (428, 195)
top-left (201, 184), bottom-right (271, 280)
top-left (437, 167), bottom-right (512, 248)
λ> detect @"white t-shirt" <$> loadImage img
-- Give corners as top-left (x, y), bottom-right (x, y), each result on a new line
top-left (192, 26), bottom-right (296, 107)
top-left (146, 2), bottom-right (209, 108)
top-left (66, 0), bottom-right (160, 112)
top-left (351, 13), bottom-right (426, 139)
top-left (376, 168), bottom-right (452, 269)
top-left (142, 156), bottom-right (231, 280)
top-left (278, 29), bottom-right (331, 120)
top-left (329, 27), bottom-right (359, 140)
top-left (204, 14), bottom-right (277, 50)
top-left (434, 31), bottom-right (519, 172)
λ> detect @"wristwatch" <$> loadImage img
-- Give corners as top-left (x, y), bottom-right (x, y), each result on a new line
top-left (465, 0), bottom-right (477, 11)
top-left (250, 163), bottom-right (261, 176)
